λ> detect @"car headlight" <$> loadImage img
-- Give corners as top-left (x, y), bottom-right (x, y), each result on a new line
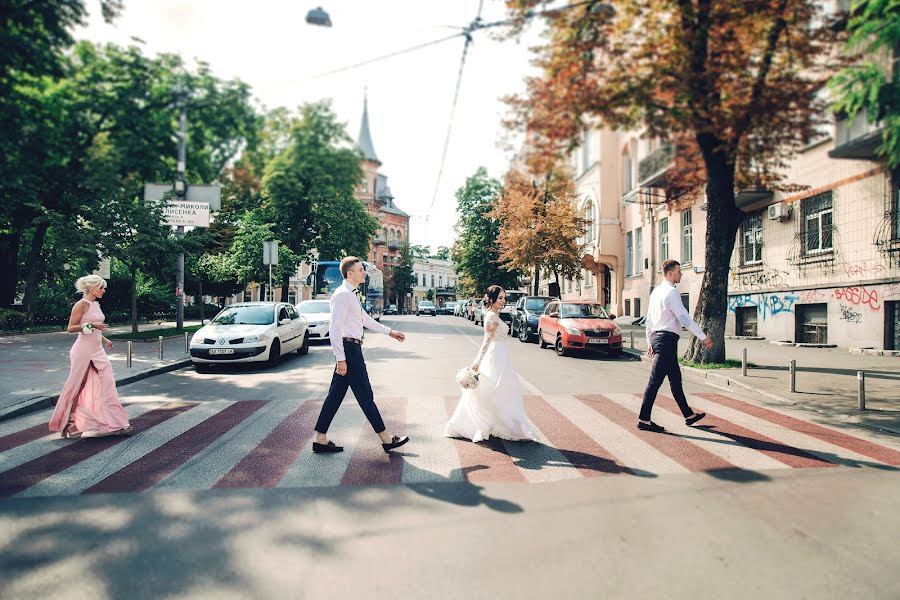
top-left (244, 334), bottom-right (270, 343)
top-left (190, 332), bottom-right (204, 344)
top-left (613, 327), bottom-right (622, 336)
top-left (565, 327), bottom-right (582, 336)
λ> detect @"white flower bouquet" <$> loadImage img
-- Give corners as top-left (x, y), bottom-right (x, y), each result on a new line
top-left (81, 323), bottom-right (94, 335)
top-left (456, 366), bottom-right (480, 390)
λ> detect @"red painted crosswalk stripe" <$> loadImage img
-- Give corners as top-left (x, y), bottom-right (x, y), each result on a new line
top-left (575, 394), bottom-right (738, 473)
top-left (443, 396), bottom-right (527, 483)
top-left (698, 393), bottom-right (900, 465)
top-left (83, 401), bottom-right (267, 494)
top-left (341, 397), bottom-right (407, 486)
top-left (213, 399), bottom-right (322, 489)
top-left (653, 395), bottom-right (835, 469)
top-left (524, 395), bottom-right (631, 477)
top-left (0, 423), bottom-right (52, 454)
top-left (0, 403), bottom-right (194, 498)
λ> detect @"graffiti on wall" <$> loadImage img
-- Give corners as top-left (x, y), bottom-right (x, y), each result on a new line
top-left (884, 283), bottom-right (900, 299)
top-left (838, 304), bottom-right (862, 324)
top-left (730, 269), bottom-right (789, 292)
top-left (799, 289), bottom-right (826, 303)
top-left (844, 262), bottom-right (887, 279)
top-left (728, 293), bottom-right (799, 319)
top-left (833, 286), bottom-right (880, 311)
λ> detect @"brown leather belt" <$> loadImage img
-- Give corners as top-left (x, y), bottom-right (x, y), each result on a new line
top-left (343, 337), bottom-right (363, 345)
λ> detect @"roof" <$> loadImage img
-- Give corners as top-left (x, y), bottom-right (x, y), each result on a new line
top-left (357, 94), bottom-right (380, 164)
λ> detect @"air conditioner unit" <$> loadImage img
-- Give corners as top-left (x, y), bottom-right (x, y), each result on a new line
top-left (767, 202), bottom-right (792, 221)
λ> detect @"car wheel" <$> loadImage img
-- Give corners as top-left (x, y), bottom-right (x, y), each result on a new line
top-left (296, 332), bottom-right (309, 356)
top-left (519, 325), bottom-right (530, 343)
top-left (538, 329), bottom-right (549, 348)
top-left (268, 338), bottom-right (281, 367)
top-left (555, 335), bottom-right (568, 357)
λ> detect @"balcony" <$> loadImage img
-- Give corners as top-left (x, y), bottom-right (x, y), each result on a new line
top-left (373, 236), bottom-right (385, 246)
top-left (637, 143), bottom-right (675, 188)
top-left (829, 109), bottom-right (883, 160)
top-left (387, 241), bottom-right (400, 250)
top-left (435, 286), bottom-right (456, 296)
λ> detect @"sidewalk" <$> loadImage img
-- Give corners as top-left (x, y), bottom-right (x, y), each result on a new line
top-left (618, 323), bottom-right (900, 434)
top-left (0, 321), bottom-right (198, 422)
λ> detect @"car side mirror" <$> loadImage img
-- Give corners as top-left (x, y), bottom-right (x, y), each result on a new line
top-left (202, 319), bottom-right (211, 325)
top-left (279, 318), bottom-right (292, 325)
top-left (609, 314), bottom-right (617, 320)
top-left (549, 313), bottom-right (558, 319)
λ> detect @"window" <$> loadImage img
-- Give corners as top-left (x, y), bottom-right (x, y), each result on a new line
top-left (582, 129), bottom-right (592, 172)
top-left (438, 275), bottom-right (443, 288)
top-left (802, 191), bottom-right (834, 254)
top-left (742, 211), bottom-right (763, 264)
top-left (681, 210), bottom-right (693, 263)
top-left (635, 227), bottom-right (643, 274)
top-left (893, 178), bottom-right (900, 240)
top-left (431, 274), bottom-right (435, 288)
top-left (568, 278), bottom-right (573, 292)
top-left (659, 218), bottom-right (669, 263)
top-left (623, 151), bottom-right (633, 193)
top-left (625, 231), bottom-right (634, 276)
top-left (583, 201), bottom-right (594, 243)
top-left (681, 294), bottom-right (690, 312)
top-left (634, 298), bottom-right (641, 317)
top-left (625, 299), bottom-right (631, 316)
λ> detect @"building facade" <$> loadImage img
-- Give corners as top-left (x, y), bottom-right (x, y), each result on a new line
top-left (412, 258), bottom-right (458, 311)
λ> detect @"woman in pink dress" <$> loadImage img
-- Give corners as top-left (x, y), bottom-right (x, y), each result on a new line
top-left (49, 274), bottom-right (131, 439)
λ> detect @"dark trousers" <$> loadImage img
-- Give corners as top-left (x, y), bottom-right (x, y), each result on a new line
top-left (314, 340), bottom-right (386, 434)
top-left (639, 331), bottom-right (693, 421)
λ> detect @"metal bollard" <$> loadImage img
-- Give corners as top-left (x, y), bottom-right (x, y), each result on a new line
top-left (127, 341), bottom-right (133, 368)
top-left (630, 330), bottom-right (634, 349)
top-left (858, 371), bottom-right (866, 410)
top-left (741, 348), bottom-right (748, 376)
top-left (789, 359), bottom-right (796, 392)
top-left (158, 336), bottom-right (164, 360)
top-left (184, 331), bottom-right (190, 354)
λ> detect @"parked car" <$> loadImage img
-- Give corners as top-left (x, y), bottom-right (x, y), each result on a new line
top-left (510, 296), bottom-right (555, 342)
top-left (190, 302), bottom-right (309, 370)
top-left (537, 301), bottom-right (623, 357)
top-left (473, 304), bottom-right (485, 326)
top-left (457, 299), bottom-right (472, 317)
top-left (440, 301), bottom-right (457, 315)
top-left (416, 300), bottom-right (437, 316)
top-left (467, 299), bottom-right (477, 321)
top-left (384, 304), bottom-right (398, 315)
top-left (295, 299), bottom-right (331, 342)
top-left (498, 290), bottom-right (526, 324)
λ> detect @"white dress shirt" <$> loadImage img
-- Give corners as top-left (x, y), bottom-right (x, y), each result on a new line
top-left (328, 280), bottom-right (392, 361)
top-left (645, 280), bottom-right (707, 347)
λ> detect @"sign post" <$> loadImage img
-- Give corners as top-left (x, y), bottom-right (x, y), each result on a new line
top-left (263, 241), bottom-right (279, 301)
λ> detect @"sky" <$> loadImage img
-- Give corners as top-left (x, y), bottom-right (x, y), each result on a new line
top-left (74, 0), bottom-right (546, 251)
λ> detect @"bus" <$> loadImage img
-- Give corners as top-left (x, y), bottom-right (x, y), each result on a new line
top-left (307, 260), bottom-right (384, 320)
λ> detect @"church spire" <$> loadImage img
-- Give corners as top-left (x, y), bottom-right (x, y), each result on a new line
top-left (357, 90), bottom-right (380, 164)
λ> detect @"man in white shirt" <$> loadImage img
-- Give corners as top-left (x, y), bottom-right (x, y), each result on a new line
top-left (312, 256), bottom-right (410, 454)
top-left (639, 259), bottom-right (713, 433)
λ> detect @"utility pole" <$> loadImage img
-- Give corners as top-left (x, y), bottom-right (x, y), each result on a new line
top-left (175, 87), bottom-right (188, 333)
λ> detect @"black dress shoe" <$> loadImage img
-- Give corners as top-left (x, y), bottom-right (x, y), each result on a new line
top-left (685, 412), bottom-right (707, 426)
top-left (381, 435), bottom-right (409, 453)
top-left (637, 421), bottom-right (666, 433)
top-left (312, 441), bottom-right (344, 453)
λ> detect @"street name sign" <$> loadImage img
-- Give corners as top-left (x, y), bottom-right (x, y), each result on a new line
top-left (161, 201), bottom-right (210, 227)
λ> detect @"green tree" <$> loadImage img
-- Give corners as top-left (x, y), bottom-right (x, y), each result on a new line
top-left (830, 0), bottom-right (900, 168)
top-left (452, 167), bottom-right (520, 297)
top-left (432, 246), bottom-right (451, 260)
top-left (425, 289), bottom-right (435, 302)
top-left (391, 242), bottom-right (417, 312)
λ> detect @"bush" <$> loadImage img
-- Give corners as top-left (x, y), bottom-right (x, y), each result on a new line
top-left (184, 303), bottom-right (223, 320)
top-left (0, 308), bottom-right (27, 331)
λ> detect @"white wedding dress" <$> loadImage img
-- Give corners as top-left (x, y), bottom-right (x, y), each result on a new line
top-left (445, 311), bottom-right (539, 443)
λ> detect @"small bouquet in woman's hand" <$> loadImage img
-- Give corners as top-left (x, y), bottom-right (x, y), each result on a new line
top-left (456, 366), bottom-right (480, 390)
top-left (81, 323), bottom-right (94, 335)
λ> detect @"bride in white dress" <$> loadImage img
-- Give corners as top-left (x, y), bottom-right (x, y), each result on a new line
top-left (445, 286), bottom-right (539, 443)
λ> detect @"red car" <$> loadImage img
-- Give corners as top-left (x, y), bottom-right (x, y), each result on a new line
top-left (537, 301), bottom-right (623, 357)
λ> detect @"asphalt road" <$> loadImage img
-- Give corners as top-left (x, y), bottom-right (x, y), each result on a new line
top-left (1, 315), bottom-right (899, 599)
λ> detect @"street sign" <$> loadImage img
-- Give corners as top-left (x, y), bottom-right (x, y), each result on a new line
top-left (143, 183), bottom-right (221, 211)
top-left (263, 241), bottom-right (279, 266)
top-left (161, 201), bottom-right (210, 227)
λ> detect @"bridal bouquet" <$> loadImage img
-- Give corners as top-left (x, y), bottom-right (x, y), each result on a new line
top-left (456, 366), bottom-right (480, 390)
top-left (81, 323), bottom-right (94, 335)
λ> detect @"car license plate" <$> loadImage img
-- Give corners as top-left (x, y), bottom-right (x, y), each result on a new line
top-left (209, 348), bottom-right (234, 355)
top-left (588, 338), bottom-right (608, 344)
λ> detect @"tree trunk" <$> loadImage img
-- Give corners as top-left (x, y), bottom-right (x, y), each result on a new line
top-left (130, 268), bottom-right (139, 334)
top-left (281, 270), bottom-right (290, 302)
top-left (0, 229), bottom-right (23, 307)
top-left (533, 264), bottom-right (540, 295)
top-left (684, 148), bottom-right (741, 364)
top-left (22, 220), bottom-right (50, 322)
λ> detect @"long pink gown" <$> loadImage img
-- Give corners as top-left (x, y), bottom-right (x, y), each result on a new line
top-left (48, 300), bottom-right (130, 436)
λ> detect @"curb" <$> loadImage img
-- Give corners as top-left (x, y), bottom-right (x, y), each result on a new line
top-left (0, 359), bottom-right (193, 423)
top-left (625, 348), bottom-right (900, 437)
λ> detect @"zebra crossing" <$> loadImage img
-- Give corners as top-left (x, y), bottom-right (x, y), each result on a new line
top-left (1, 392), bottom-right (899, 498)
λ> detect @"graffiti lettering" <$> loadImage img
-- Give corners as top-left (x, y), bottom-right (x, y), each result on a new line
top-left (884, 283), bottom-right (900, 299)
top-left (839, 304), bottom-right (862, 324)
top-left (730, 269), bottom-right (789, 292)
top-left (833, 286), bottom-right (880, 311)
top-left (727, 293), bottom-right (797, 319)
top-left (844, 262), bottom-right (887, 279)
top-left (799, 289), bottom-right (826, 303)
top-left (765, 294), bottom-right (798, 317)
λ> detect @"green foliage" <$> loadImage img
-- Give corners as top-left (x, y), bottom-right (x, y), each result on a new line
top-left (451, 167), bottom-right (520, 297)
top-left (432, 246), bottom-right (451, 260)
top-left (0, 308), bottom-right (27, 331)
top-left (829, 0), bottom-right (900, 167)
top-left (391, 243), bottom-right (417, 309)
top-left (425, 289), bottom-right (435, 301)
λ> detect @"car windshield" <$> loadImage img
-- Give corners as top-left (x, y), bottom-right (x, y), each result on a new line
top-left (297, 300), bottom-right (330, 314)
top-left (525, 298), bottom-right (549, 311)
top-left (560, 303), bottom-right (609, 319)
top-left (212, 305), bottom-right (274, 325)
top-left (506, 292), bottom-right (525, 304)
top-left (420, 301), bottom-right (434, 307)
top-left (446, 302), bottom-right (456, 308)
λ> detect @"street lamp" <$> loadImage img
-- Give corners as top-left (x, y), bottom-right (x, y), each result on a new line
top-left (306, 6), bottom-right (332, 27)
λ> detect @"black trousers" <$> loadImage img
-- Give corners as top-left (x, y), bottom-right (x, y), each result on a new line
top-left (314, 340), bottom-right (386, 434)
top-left (639, 331), bottom-right (693, 421)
